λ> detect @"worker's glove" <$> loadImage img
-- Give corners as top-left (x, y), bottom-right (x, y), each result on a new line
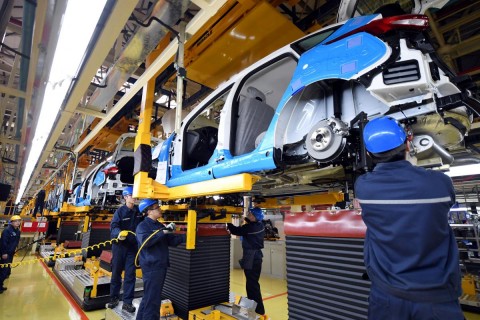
top-left (165, 222), bottom-right (176, 232)
top-left (226, 223), bottom-right (234, 231)
top-left (118, 230), bottom-right (129, 240)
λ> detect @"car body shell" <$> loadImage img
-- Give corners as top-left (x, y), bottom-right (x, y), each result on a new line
top-left (149, 1), bottom-right (477, 197)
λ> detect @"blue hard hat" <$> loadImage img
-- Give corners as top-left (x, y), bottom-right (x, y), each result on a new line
top-left (250, 207), bottom-right (264, 221)
top-left (139, 199), bottom-right (158, 213)
top-left (363, 117), bottom-right (406, 153)
top-left (122, 186), bottom-right (133, 197)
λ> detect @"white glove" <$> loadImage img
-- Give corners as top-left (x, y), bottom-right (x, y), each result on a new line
top-left (165, 222), bottom-right (176, 232)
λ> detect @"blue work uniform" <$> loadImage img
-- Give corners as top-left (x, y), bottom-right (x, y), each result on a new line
top-left (0, 224), bottom-right (21, 289)
top-left (228, 221), bottom-right (265, 315)
top-left (110, 204), bottom-right (142, 305)
top-left (355, 160), bottom-right (463, 320)
top-left (135, 217), bottom-right (185, 320)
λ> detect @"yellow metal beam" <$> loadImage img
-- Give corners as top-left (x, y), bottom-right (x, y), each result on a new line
top-left (134, 173), bottom-right (260, 200)
top-left (167, 174), bottom-right (260, 200)
top-left (186, 209), bottom-right (197, 250)
top-left (133, 172), bottom-right (170, 200)
top-left (83, 215), bottom-right (90, 233)
top-left (133, 41), bottom-right (170, 200)
top-left (60, 204), bottom-right (91, 213)
top-left (0, 85), bottom-right (26, 99)
top-left (261, 192), bottom-right (344, 207)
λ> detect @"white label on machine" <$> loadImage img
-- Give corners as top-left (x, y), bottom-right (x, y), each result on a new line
top-left (156, 161), bottom-right (167, 185)
top-left (24, 222), bottom-right (33, 227)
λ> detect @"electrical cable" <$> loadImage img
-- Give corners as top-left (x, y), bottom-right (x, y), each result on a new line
top-left (12, 237), bottom-right (45, 268)
top-left (129, 13), bottom-right (179, 39)
top-left (0, 225), bottom-right (174, 269)
top-left (0, 238), bottom-right (119, 269)
top-left (134, 229), bottom-right (161, 267)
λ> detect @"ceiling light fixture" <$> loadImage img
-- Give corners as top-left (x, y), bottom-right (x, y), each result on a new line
top-left (16, 0), bottom-right (107, 204)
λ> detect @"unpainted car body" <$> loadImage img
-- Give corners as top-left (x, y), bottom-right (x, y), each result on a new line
top-left (70, 133), bottom-right (162, 208)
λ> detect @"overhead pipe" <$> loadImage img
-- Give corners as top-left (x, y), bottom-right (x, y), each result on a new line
top-left (8, 0), bottom-right (49, 196)
top-left (87, 0), bottom-right (188, 113)
top-left (13, 0), bottom-right (36, 195)
top-left (15, 0), bottom-right (35, 144)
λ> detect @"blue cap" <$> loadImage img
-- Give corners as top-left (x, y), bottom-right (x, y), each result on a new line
top-left (250, 207), bottom-right (264, 221)
top-left (122, 186), bottom-right (133, 197)
top-left (139, 199), bottom-right (158, 213)
top-left (363, 117), bottom-right (406, 153)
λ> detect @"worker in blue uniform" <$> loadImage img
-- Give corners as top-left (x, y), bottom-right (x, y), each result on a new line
top-left (0, 215), bottom-right (22, 293)
top-left (227, 207), bottom-right (266, 315)
top-left (135, 199), bottom-right (185, 320)
top-left (107, 186), bottom-right (142, 313)
top-left (355, 117), bottom-right (464, 320)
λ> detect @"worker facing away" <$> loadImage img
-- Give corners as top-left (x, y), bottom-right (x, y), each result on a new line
top-left (107, 186), bottom-right (143, 313)
top-left (0, 215), bottom-right (22, 293)
top-left (355, 117), bottom-right (463, 320)
top-left (227, 207), bottom-right (266, 315)
top-left (135, 198), bottom-right (185, 320)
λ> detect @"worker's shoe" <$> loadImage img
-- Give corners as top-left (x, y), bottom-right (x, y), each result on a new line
top-left (122, 303), bottom-right (136, 313)
top-left (106, 297), bottom-right (119, 309)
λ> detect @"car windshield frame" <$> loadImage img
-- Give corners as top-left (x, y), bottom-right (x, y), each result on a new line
top-left (291, 25), bottom-right (341, 54)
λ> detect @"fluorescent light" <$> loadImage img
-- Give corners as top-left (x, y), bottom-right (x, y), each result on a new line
top-left (16, 0), bottom-right (107, 203)
top-left (444, 164), bottom-right (480, 177)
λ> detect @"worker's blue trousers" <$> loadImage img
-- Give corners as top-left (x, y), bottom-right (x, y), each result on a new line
top-left (110, 244), bottom-right (136, 304)
top-left (368, 285), bottom-right (464, 320)
top-left (245, 260), bottom-right (265, 315)
top-left (0, 256), bottom-right (13, 287)
top-left (136, 268), bottom-right (167, 320)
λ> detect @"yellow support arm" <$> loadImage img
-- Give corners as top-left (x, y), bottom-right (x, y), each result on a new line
top-left (186, 209), bottom-right (197, 250)
top-left (167, 174), bottom-right (260, 200)
top-left (82, 215), bottom-right (90, 233)
top-left (134, 172), bottom-right (260, 201)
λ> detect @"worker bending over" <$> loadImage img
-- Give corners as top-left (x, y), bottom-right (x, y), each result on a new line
top-left (135, 199), bottom-right (185, 320)
top-left (0, 215), bottom-right (22, 293)
top-left (107, 186), bottom-right (142, 313)
top-left (355, 117), bottom-right (463, 320)
top-left (227, 207), bottom-right (266, 315)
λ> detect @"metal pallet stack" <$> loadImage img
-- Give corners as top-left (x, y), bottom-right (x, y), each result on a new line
top-left (162, 227), bottom-right (231, 319)
top-left (81, 221), bottom-right (112, 258)
top-left (57, 221), bottom-right (80, 243)
top-left (285, 210), bottom-right (370, 320)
